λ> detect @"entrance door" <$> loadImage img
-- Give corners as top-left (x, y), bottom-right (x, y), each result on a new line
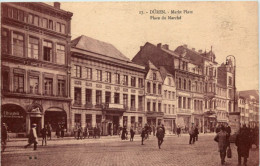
top-left (30, 117), bottom-right (41, 136)
top-left (44, 109), bottom-right (67, 133)
top-left (113, 116), bottom-right (119, 135)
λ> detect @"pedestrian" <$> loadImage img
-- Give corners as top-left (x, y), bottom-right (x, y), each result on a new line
top-left (177, 126), bottom-right (181, 137)
top-left (118, 125), bottom-right (122, 137)
top-left (77, 125), bottom-right (82, 140)
top-left (152, 125), bottom-right (155, 136)
top-left (40, 125), bottom-right (48, 146)
top-left (130, 127), bottom-right (135, 141)
top-left (235, 125), bottom-right (251, 166)
top-left (189, 124), bottom-right (195, 144)
top-left (56, 125), bottom-right (61, 138)
top-left (1, 123), bottom-right (8, 152)
top-left (24, 123), bottom-right (38, 150)
top-left (141, 128), bottom-right (146, 145)
top-left (225, 123), bottom-right (231, 147)
top-left (97, 126), bottom-right (101, 138)
top-left (214, 125), bottom-right (228, 165)
top-left (216, 125), bottom-right (220, 133)
top-left (61, 125), bottom-right (65, 138)
top-left (93, 126), bottom-right (97, 139)
top-left (121, 126), bottom-right (127, 140)
top-left (194, 125), bottom-right (199, 141)
top-left (156, 124), bottom-right (165, 149)
top-left (47, 123), bottom-right (52, 140)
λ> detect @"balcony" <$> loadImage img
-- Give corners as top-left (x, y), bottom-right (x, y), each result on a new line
top-left (102, 103), bottom-right (126, 115)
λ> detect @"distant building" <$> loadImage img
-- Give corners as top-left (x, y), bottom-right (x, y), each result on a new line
top-left (1, 2), bottom-right (73, 136)
top-left (70, 35), bottom-right (146, 135)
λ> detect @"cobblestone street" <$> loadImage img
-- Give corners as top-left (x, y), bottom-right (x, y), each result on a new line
top-left (1, 134), bottom-right (259, 166)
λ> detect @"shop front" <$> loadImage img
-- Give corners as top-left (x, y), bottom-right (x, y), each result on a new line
top-left (176, 114), bottom-right (191, 133)
top-left (163, 116), bottom-right (176, 134)
top-left (44, 107), bottom-right (67, 134)
top-left (204, 111), bottom-right (217, 133)
top-left (146, 111), bottom-right (164, 128)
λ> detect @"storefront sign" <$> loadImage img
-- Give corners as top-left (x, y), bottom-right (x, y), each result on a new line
top-left (3, 110), bottom-right (24, 118)
top-left (108, 103), bottom-right (124, 109)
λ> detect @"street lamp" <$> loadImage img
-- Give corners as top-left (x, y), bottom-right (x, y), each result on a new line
top-left (226, 55), bottom-right (236, 113)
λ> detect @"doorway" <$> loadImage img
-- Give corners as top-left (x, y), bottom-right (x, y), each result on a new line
top-left (113, 116), bottom-right (119, 135)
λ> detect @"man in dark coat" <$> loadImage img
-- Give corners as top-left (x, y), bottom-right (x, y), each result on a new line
top-left (194, 125), bottom-right (199, 141)
top-left (47, 123), bottom-right (52, 140)
top-left (177, 126), bottom-right (181, 137)
top-left (141, 128), bottom-right (146, 145)
top-left (40, 125), bottom-right (48, 146)
top-left (130, 127), bottom-right (135, 141)
top-left (156, 124), bottom-right (165, 149)
top-left (214, 125), bottom-right (228, 165)
top-left (189, 124), bottom-right (195, 144)
top-left (236, 125), bottom-right (251, 165)
top-left (225, 123), bottom-right (231, 147)
top-left (1, 123), bottom-right (8, 152)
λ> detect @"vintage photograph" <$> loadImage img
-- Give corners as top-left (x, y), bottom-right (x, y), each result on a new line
top-left (1, 1), bottom-right (259, 166)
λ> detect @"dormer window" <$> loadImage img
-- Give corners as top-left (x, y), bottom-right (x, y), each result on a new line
top-left (153, 73), bottom-right (156, 80)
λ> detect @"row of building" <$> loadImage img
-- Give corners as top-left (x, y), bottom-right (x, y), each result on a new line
top-left (1, 2), bottom-right (259, 137)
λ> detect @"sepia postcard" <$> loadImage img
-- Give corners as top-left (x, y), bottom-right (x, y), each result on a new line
top-left (1, 1), bottom-right (259, 166)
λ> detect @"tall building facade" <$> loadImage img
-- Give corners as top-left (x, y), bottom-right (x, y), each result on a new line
top-left (1, 2), bottom-right (73, 136)
top-left (70, 35), bottom-right (146, 135)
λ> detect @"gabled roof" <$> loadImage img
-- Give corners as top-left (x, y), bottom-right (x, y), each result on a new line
top-left (71, 35), bottom-right (130, 62)
top-left (158, 66), bottom-right (173, 81)
top-left (174, 45), bottom-right (204, 65)
top-left (148, 60), bottom-right (158, 70)
top-left (239, 90), bottom-right (259, 102)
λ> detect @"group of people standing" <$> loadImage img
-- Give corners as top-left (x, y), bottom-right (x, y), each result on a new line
top-left (188, 124), bottom-right (199, 144)
top-left (74, 125), bottom-right (101, 139)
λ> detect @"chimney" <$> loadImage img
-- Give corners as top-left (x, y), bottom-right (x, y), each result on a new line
top-left (157, 43), bottom-right (162, 48)
top-left (192, 48), bottom-right (195, 51)
top-left (162, 44), bottom-right (169, 50)
top-left (54, 2), bottom-right (61, 9)
top-left (198, 49), bottom-right (202, 53)
top-left (183, 44), bottom-right (187, 48)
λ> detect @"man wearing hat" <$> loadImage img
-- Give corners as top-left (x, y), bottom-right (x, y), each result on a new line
top-left (24, 123), bottom-right (38, 150)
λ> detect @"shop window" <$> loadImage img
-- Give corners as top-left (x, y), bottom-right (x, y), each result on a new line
top-left (105, 92), bottom-right (111, 103)
top-left (96, 70), bottom-right (102, 81)
top-left (105, 71), bottom-right (111, 83)
top-left (56, 44), bottom-right (65, 64)
top-left (131, 77), bottom-right (136, 87)
top-left (29, 76), bottom-right (39, 94)
top-left (28, 37), bottom-right (39, 59)
top-left (43, 41), bottom-right (53, 62)
top-left (96, 115), bottom-right (102, 128)
top-left (74, 65), bottom-right (81, 78)
top-left (74, 88), bottom-right (81, 105)
top-left (44, 78), bottom-right (53, 95)
top-left (14, 73), bottom-right (24, 93)
top-left (123, 75), bottom-right (128, 86)
top-left (115, 73), bottom-right (120, 84)
top-left (74, 114), bottom-right (81, 126)
top-left (96, 90), bottom-right (102, 105)
top-left (114, 93), bottom-right (120, 104)
top-left (85, 114), bottom-right (92, 128)
top-left (86, 89), bottom-right (92, 104)
top-left (131, 95), bottom-right (135, 109)
top-left (86, 68), bottom-right (92, 80)
top-left (58, 80), bottom-right (65, 97)
top-left (13, 32), bottom-right (24, 57)
top-left (123, 94), bottom-right (128, 108)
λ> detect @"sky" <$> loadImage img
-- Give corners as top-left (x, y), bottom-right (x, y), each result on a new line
top-left (55, 1), bottom-right (258, 91)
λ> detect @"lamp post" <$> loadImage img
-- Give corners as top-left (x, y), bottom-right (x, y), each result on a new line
top-left (226, 55), bottom-right (236, 113)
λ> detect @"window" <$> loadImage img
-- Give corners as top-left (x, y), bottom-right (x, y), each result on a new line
top-left (43, 41), bottom-right (52, 61)
top-left (178, 78), bottom-right (181, 89)
top-left (114, 93), bottom-right (120, 104)
top-left (14, 73), bottom-right (24, 93)
top-left (158, 84), bottom-right (162, 94)
top-left (2, 29), bottom-right (9, 54)
top-left (168, 91), bottom-right (171, 99)
top-left (33, 15), bottom-right (39, 26)
top-left (57, 80), bottom-right (65, 97)
top-left (164, 90), bottom-right (167, 98)
top-left (44, 78), bottom-right (53, 95)
top-left (42, 18), bottom-right (48, 28)
top-left (172, 92), bottom-right (175, 99)
top-left (178, 97), bottom-right (182, 108)
top-left (28, 37), bottom-right (39, 59)
top-left (74, 65), bottom-right (81, 78)
top-left (200, 82), bottom-right (203, 92)
top-left (96, 90), bottom-right (102, 105)
top-left (28, 14), bottom-right (33, 24)
top-left (8, 7), bottom-right (12, 18)
top-left (153, 102), bottom-right (156, 112)
top-left (188, 98), bottom-right (191, 109)
top-left (168, 78), bottom-right (171, 86)
top-left (61, 24), bottom-right (65, 33)
top-left (147, 82), bottom-right (151, 93)
top-left (172, 105), bottom-right (175, 114)
top-left (195, 81), bottom-right (198, 92)
top-left (97, 70), bottom-right (102, 81)
top-left (138, 78), bottom-right (143, 88)
top-left (105, 92), bottom-right (111, 103)
top-left (168, 105), bottom-right (171, 114)
top-left (13, 32), bottom-right (24, 57)
top-left (105, 72), bottom-right (111, 83)
top-left (123, 94), bottom-right (128, 108)
top-left (74, 114), bottom-right (81, 125)
top-left (131, 95), bottom-right (135, 109)
top-left (49, 20), bottom-right (53, 29)
top-left (56, 22), bottom-right (61, 32)
top-left (183, 97), bottom-right (186, 109)
top-left (86, 68), bottom-right (92, 80)
top-left (158, 103), bottom-right (161, 112)
top-left (183, 79), bottom-right (186, 90)
top-left (86, 89), bottom-right (92, 103)
top-left (2, 71), bottom-right (9, 92)
top-left (115, 73), bottom-right (120, 84)
top-left (85, 114), bottom-right (92, 128)
top-left (147, 102), bottom-right (150, 111)
top-left (153, 73), bottom-right (156, 80)
top-left (131, 77), bottom-right (136, 87)
top-left (164, 104), bottom-right (167, 113)
top-left (153, 83), bottom-right (156, 94)
top-left (123, 75), bottom-right (128, 86)
top-left (13, 8), bottom-right (18, 19)
top-left (56, 44), bottom-right (65, 64)
top-left (29, 76), bottom-right (39, 94)
top-left (228, 76), bottom-right (232, 86)
top-left (138, 96), bottom-right (143, 110)
top-left (188, 80), bottom-right (191, 91)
